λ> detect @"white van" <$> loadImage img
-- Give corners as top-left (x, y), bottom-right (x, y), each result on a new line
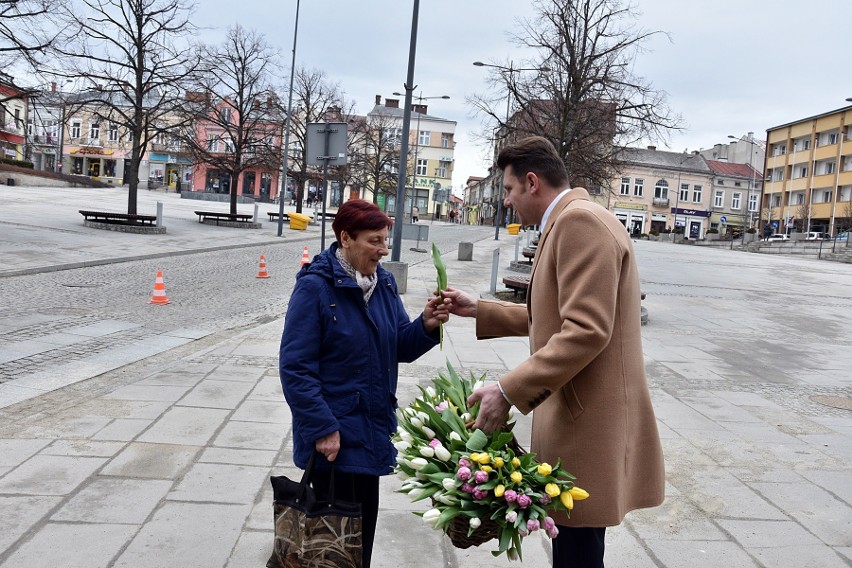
top-left (804, 232), bottom-right (829, 241)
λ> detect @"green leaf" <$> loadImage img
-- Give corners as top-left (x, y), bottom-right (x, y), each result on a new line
top-left (436, 506), bottom-right (461, 530)
top-left (489, 431), bottom-right (515, 450)
top-left (465, 429), bottom-right (488, 452)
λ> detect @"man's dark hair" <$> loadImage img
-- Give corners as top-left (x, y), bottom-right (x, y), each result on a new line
top-left (496, 136), bottom-right (569, 188)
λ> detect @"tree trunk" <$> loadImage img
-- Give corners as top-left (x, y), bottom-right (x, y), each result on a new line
top-left (229, 169), bottom-right (239, 215)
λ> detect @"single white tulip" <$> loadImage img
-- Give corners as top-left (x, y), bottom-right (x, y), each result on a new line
top-left (410, 417), bottom-right (423, 428)
top-left (394, 441), bottom-right (411, 452)
top-left (410, 457), bottom-right (428, 470)
top-left (434, 446), bottom-right (452, 462)
top-left (422, 508), bottom-right (441, 528)
top-left (442, 477), bottom-right (457, 492)
top-left (421, 426), bottom-right (436, 439)
top-left (419, 446), bottom-right (435, 458)
top-left (449, 431), bottom-right (462, 442)
top-left (469, 517), bottom-right (482, 529)
top-left (426, 386), bottom-right (437, 398)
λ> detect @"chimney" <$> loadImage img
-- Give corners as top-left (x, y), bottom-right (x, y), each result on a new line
top-left (413, 104), bottom-right (428, 115)
top-left (51, 82), bottom-right (57, 92)
top-left (385, 98), bottom-right (399, 108)
top-left (647, 145), bottom-right (656, 151)
top-left (692, 150), bottom-right (700, 155)
top-left (375, 94), bottom-right (381, 105)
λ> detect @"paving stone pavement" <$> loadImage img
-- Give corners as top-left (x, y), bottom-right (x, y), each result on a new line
top-left (0, 184), bottom-right (851, 567)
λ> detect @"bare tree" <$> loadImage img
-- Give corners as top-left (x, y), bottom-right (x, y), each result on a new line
top-left (0, 0), bottom-right (63, 73)
top-left (344, 111), bottom-right (401, 207)
top-left (51, 0), bottom-right (199, 214)
top-left (177, 25), bottom-right (282, 215)
top-left (469, 0), bottom-right (682, 190)
top-left (288, 67), bottom-right (351, 213)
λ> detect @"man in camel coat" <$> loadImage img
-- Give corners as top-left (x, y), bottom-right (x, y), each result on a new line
top-left (443, 136), bottom-right (664, 568)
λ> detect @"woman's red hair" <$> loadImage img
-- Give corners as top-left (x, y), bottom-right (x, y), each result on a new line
top-left (332, 199), bottom-right (393, 244)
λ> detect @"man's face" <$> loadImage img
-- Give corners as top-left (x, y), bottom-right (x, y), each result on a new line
top-left (502, 165), bottom-right (534, 225)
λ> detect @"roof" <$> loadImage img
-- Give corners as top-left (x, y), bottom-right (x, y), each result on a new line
top-left (617, 147), bottom-right (712, 173)
top-left (705, 160), bottom-right (761, 179)
top-left (367, 104), bottom-right (455, 125)
top-left (767, 105), bottom-right (852, 132)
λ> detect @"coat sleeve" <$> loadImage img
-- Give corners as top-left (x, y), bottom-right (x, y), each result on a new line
top-left (476, 300), bottom-right (530, 339)
top-left (502, 208), bottom-right (623, 415)
top-left (279, 276), bottom-right (340, 445)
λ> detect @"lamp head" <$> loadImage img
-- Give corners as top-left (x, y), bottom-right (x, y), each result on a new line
top-left (473, 61), bottom-right (486, 67)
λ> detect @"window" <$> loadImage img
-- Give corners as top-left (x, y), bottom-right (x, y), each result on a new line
top-left (825, 162), bottom-right (835, 175)
top-left (219, 108), bottom-right (232, 124)
top-left (633, 178), bottom-right (644, 197)
top-left (436, 165), bottom-right (447, 178)
top-left (620, 177), bottom-right (630, 195)
top-left (796, 193), bottom-right (804, 205)
top-left (803, 139), bottom-right (810, 150)
top-left (680, 183), bottom-right (689, 202)
top-left (714, 190), bottom-right (724, 208)
top-left (206, 135), bottom-right (219, 152)
top-left (416, 158), bottom-right (427, 176)
top-left (70, 120), bottom-right (81, 139)
top-left (103, 159), bottom-right (116, 177)
top-left (734, 181), bottom-right (741, 187)
top-left (223, 137), bottom-right (234, 153)
top-left (418, 130), bottom-right (430, 146)
top-left (27, 117), bottom-right (33, 136)
top-left (692, 185), bottom-right (702, 203)
top-left (654, 179), bottom-right (668, 200)
top-left (89, 122), bottom-right (100, 142)
top-left (14, 108), bottom-right (21, 129)
top-left (732, 192), bottom-right (742, 210)
top-left (828, 133), bottom-right (838, 145)
top-left (441, 133), bottom-right (451, 149)
top-left (108, 123), bottom-right (119, 142)
top-left (748, 194), bottom-right (758, 212)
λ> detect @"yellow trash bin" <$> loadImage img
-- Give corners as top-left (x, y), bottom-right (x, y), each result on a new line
top-left (289, 212), bottom-right (311, 231)
top-left (507, 223), bottom-right (521, 235)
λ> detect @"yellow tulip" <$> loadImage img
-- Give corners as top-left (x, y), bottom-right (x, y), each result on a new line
top-left (510, 471), bottom-right (523, 484)
top-left (480, 465), bottom-right (493, 473)
top-left (469, 453), bottom-right (481, 462)
top-left (568, 487), bottom-right (589, 501)
top-left (475, 453), bottom-right (492, 465)
top-left (560, 490), bottom-right (574, 510)
top-left (493, 457), bottom-right (505, 469)
top-left (511, 457), bottom-right (521, 468)
top-left (494, 484), bottom-right (505, 497)
top-left (537, 463), bottom-right (553, 476)
top-left (545, 483), bottom-right (561, 497)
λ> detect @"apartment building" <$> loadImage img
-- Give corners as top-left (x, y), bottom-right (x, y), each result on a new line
top-left (705, 160), bottom-right (763, 237)
top-left (764, 105), bottom-right (852, 235)
top-left (0, 78), bottom-right (28, 161)
top-left (610, 147), bottom-right (714, 239)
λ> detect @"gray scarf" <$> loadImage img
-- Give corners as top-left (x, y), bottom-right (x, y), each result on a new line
top-left (335, 248), bottom-right (378, 304)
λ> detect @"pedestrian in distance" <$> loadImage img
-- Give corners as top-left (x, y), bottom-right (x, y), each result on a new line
top-left (441, 136), bottom-right (665, 568)
top-left (412, 205), bottom-right (419, 223)
top-left (278, 199), bottom-right (449, 568)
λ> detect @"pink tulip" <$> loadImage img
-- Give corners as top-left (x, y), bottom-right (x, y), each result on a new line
top-left (474, 470), bottom-right (489, 484)
top-left (505, 511), bottom-right (518, 523)
top-left (461, 482), bottom-right (475, 494)
top-left (517, 494), bottom-right (532, 509)
top-left (518, 528), bottom-right (529, 537)
top-left (527, 519), bottom-right (540, 532)
top-left (503, 490), bottom-right (518, 503)
top-left (429, 438), bottom-right (441, 448)
top-left (435, 401), bottom-right (449, 412)
top-left (543, 517), bottom-right (556, 531)
top-left (540, 494), bottom-right (552, 505)
top-left (473, 488), bottom-right (488, 500)
top-left (547, 527), bottom-right (560, 539)
top-left (458, 458), bottom-right (472, 468)
top-left (456, 467), bottom-right (471, 481)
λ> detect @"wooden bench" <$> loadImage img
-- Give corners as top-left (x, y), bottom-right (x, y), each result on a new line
top-left (521, 247), bottom-right (537, 264)
top-left (195, 211), bottom-right (253, 224)
top-left (267, 211), bottom-right (290, 222)
top-left (79, 210), bottom-right (157, 226)
top-left (502, 274), bottom-right (530, 298)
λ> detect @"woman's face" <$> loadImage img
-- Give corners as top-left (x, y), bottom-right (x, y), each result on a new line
top-left (340, 227), bottom-right (389, 275)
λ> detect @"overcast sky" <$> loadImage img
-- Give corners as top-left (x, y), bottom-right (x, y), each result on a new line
top-left (192, 0), bottom-right (851, 194)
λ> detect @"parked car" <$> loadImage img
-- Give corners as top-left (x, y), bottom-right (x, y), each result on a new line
top-left (835, 232), bottom-right (849, 242)
top-left (804, 232), bottom-right (830, 241)
top-left (765, 233), bottom-right (790, 242)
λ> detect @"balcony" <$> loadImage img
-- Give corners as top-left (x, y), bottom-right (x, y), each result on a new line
top-left (32, 134), bottom-right (58, 145)
top-left (652, 198), bottom-right (669, 208)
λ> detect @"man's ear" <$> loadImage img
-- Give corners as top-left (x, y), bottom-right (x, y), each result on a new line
top-left (527, 172), bottom-right (539, 194)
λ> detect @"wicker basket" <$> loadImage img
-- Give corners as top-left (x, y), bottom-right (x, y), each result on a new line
top-left (446, 514), bottom-right (500, 549)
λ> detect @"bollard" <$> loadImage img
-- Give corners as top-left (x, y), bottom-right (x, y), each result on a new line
top-left (514, 236), bottom-right (520, 262)
top-left (156, 201), bottom-right (163, 227)
top-left (490, 249), bottom-right (500, 294)
top-left (383, 261), bottom-right (408, 294)
top-left (253, 203), bottom-right (259, 223)
top-left (458, 242), bottom-right (473, 261)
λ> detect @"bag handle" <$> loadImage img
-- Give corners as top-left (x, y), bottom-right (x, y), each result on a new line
top-left (299, 450), bottom-right (344, 506)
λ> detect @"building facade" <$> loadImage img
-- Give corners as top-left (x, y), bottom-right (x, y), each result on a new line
top-left (763, 105), bottom-right (852, 236)
top-left (0, 79), bottom-right (28, 162)
top-left (26, 86), bottom-right (64, 172)
top-left (704, 160), bottom-right (763, 237)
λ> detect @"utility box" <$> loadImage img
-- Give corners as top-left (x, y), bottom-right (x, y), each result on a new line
top-left (458, 242), bottom-right (473, 261)
top-left (289, 212), bottom-right (311, 231)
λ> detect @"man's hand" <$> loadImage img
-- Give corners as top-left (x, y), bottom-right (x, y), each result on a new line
top-left (422, 295), bottom-right (450, 333)
top-left (441, 287), bottom-right (478, 318)
top-left (316, 431), bottom-right (341, 462)
top-left (468, 383), bottom-right (511, 433)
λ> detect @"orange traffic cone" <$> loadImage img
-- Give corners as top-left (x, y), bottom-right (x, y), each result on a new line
top-left (300, 247), bottom-right (310, 267)
top-left (148, 270), bottom-right (171, 305)
top-left (257, 254), bottom-right (270, 279)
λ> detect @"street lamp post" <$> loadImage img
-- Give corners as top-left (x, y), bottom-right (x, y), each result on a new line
top-left (393, 91), bottom-right (449, 223)
top-left (276, 0), bottom-right (300, 236)
top-left (473, 61), bottom-right (550, 240)
top-left (728, 133), bottom-right (758, 245)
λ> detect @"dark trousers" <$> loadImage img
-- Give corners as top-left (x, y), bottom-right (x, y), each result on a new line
top-left (310, 470), bottom-right (379, 568)
top-left (552, 526), bottom-right (606, 568)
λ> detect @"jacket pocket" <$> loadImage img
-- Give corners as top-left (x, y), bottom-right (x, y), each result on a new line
top-left (560, 382), bottom-right (584, 421)
top-left (327, 392), bottom-right (365, 447)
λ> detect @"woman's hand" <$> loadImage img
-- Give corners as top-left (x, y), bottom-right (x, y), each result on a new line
top-left (422, 295), bottom-right (450, 333)
top-left (316, 431), bottom-right (341, 462)
top-left (441, 287), bottom-right (478, 318)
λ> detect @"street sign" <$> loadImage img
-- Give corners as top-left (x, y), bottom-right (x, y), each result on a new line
top-left (306, 122), bottom-right (348, 166)
top-left (772, 221), bottom-right (779, 228)
top-left (720, 216), bottom-right (727, 223)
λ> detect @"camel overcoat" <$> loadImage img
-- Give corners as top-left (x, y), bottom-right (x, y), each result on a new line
top-left (477, 188), bottom-right (665, 527)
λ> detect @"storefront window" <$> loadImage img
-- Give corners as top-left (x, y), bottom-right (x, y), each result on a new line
top-left (104, 159), bottom-right (116, 177)
top-left (72, 157), bottom-right (84, 174)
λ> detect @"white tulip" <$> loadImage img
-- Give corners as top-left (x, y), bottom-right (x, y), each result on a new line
top-left (461, 412), bottom-right (472, 422)
top-left (395, 455), bottom-right (407, 465)
top-left (472, 380), bottom-right (485, 392)
top-left (410, 417), bottom-right (423, 428)
top-left (399, 431), bottom-right (413, 444)
top-left (422, 508), bottom-right (441, 528)
top-left (396, 470), bottom-right (410, 481)
top-left (394, 441), bottom-right (411, 452)
top-left (408, 488), bottom-right (424, 500)
top-left (442, 477), bottom-right (457, 492)
top-left (409, 457), bottom-right (428, 470)
top-left (415, 471), bottom-right (427, 480)
top-left (421, 426), bottom-right (436, 439)
top-left (449, 431), bottom-right (462, 442)
top-left (469, 517), bottom-right (482, 529)
top-left (426, 386), bottom-right (437, 398)
top-left (419, 446), bottom-right (435, 458)
top-left (434, 446), bottom-right (452, 462)
top-left (417, 411), bottom-right (430, 423)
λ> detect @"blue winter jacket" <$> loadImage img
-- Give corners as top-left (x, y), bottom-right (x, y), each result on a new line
top-left (279, 243), bottom-right (439, 476)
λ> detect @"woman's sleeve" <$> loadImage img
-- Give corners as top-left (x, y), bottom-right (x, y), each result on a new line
top-left (279, 277), bottom-right (339, 445)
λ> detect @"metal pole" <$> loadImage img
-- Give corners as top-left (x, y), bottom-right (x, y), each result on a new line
top-left (320, 122), bottom-right (330, 251)
top-left (494, 69), bottom-right (513, 241)
top-left (390, 0), bottom-right (419, 262)
top-left (277, 0), bottom-right (300, 236)
top-left (743, 135), bottom-right (756, 245)
top-left (489, 248), bottom-right (500, 294)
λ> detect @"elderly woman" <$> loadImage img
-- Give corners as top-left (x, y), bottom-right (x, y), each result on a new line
top-left (279, 199), bottom-right (447, 568)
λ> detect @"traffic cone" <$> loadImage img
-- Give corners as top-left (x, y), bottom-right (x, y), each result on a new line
top-left (257, 254), bottom-right (270, 279)
top-left (148, 270), bottom-right (171, 305)
top-left (300, 246), bottom-right (310, 267)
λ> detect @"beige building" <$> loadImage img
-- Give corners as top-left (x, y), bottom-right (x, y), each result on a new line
top-left (764, 105), bottom-right (852, 236)
top-left (609, 147), bottom-right (714, 239)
